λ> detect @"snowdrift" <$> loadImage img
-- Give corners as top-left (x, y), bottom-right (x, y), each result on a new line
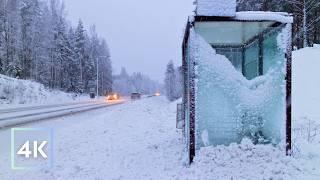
top-left (0, 75), bottom-right (84, 104)
top-left (292, 46), bottom-right (320, 119)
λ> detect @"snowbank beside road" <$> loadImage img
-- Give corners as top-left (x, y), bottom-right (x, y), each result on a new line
top-left (293, 46), bottom-right (320, 119)
top-left (291, 45), bottom-right (320, 170)
top-left (0, 74), bottom-right (86, 105)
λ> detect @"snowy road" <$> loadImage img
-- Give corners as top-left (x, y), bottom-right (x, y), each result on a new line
top-left (0, 97), bottom-right (319, 180)
top-left (0, 97), bottom-right (184, 179)
top-left (0, 100), bottom-right (124, 128)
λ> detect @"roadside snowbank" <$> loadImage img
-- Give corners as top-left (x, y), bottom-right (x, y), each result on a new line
top-left (0, 75), bottom-right (86, 105)
top-left (291, 46), bottom-right (320, 171)
top-left (292, 46), bottom-right (320, 119)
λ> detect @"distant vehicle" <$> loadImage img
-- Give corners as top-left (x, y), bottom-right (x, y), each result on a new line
top-left (131, 92), bottom-right (141, 100)
top-left (89, 88), bottom-right (96, 99)
top-left (88, 80), bottom-right (96, 99)
top-left (106, 92), bottom-right (120, 100)
top-left (154, 92), bottom-right (161, 96)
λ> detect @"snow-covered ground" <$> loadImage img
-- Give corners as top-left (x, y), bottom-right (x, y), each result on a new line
top-left (0, 47), bottom-right (319, 180)
top-left (0, 95), bottom-right (318, 180)
top-left (0, 74), bottom-right (87, 105)
top-left (0, 97), bottom-right (184, 179)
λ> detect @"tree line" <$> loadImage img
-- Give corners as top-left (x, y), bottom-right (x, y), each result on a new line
top-left (237, 0), bottom-right (320, 48)
top-left (113, 67), bottom-right (162, 96)
top-left (0, 0), bottom-right (112, 94)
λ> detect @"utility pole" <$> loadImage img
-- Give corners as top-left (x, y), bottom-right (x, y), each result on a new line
top-left (96, 57), bottom-right (99, 99)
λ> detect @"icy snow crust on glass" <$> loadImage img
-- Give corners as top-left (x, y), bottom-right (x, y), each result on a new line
top-left (196, 0), bottom-right (236, 17)
top-left (188, 29), bottom-right (286, 148)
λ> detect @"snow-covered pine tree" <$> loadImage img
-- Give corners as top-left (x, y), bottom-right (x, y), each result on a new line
top-left (0, 0), bottom-right (5, 74)
top-left (82, 26), bottom-right (96, 93)
top-left (164, 60), bottom-right (181, 101)
top-left (175, 66), bottom-right (183, 99)
top-left (19, 0), bottom-right (44, 80)
top-left (97, 39), bottom-right (112, 95)
top-left (3, 0), bottom-right (22, 77)
top-left (74, 20), bottom-right (86, 93)
top-left (36, 1), bottom-right (53, 87)
top-left (65, 27), bottom-right (81, 92)
top-left (54, 15), bottom-right (73, 90)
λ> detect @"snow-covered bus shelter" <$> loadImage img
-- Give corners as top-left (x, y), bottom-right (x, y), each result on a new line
top-left (180, 1), bottom-right (293, 163)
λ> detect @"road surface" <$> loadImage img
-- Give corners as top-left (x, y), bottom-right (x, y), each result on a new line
top-left (0, 99), bottom-right (124, 128)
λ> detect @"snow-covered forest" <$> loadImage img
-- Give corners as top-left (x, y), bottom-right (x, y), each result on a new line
top-left (0, 0), bottom-right (112, 94)
top-left (237, 0), bottom-right (320, 48)
top-left (113, 67), bottom-right (162, 96)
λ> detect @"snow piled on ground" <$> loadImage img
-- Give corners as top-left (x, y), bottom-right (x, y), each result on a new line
top-left (187, 141), bottom-right (305, 180)
top-left (0, 95), bottom-right (319, 179)
top-left (0, 74), bottom-right (86, 105)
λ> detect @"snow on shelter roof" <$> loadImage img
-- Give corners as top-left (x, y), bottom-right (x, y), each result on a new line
top-left (196, 0), bottom-right (236, 17)
top-left (190, 11), bottom-right (293, 24)
top-left (234, 11), bottom-right (293, 24)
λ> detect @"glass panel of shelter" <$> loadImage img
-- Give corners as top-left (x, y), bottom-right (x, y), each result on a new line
top-left (212, 41), bottom-right (260, 80)
top-left (196, 22), bottom-right (279, 80)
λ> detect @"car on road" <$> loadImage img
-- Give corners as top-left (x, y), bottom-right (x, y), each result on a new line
top-left (106, 92), bottom-right (120, 101)
top-left (131, 92), bottom-right (141, 100)
top-left (154, 92), bottom-right (161, 96)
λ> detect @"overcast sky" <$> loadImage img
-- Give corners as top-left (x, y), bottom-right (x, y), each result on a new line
top-left (63, 0), bottom-right (194, 82)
